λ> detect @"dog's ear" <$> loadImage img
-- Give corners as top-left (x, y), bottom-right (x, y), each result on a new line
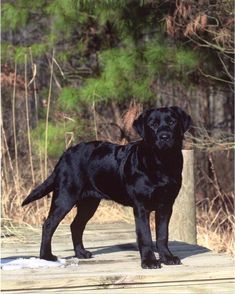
top-left (171, 106), bottom-right (192, 133)
top-left (133, 112), bottom-right (145, 138)
top-left (133, 110), bottom-right (151, 138)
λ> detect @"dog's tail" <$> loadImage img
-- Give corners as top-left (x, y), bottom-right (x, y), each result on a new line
top-left (22, 172), bottom-right (56, 206)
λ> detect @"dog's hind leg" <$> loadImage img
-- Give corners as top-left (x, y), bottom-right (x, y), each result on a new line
top-left (40, 191), bottom-right (76, 261)
top-left (71, 197), bottom-right (100, 259)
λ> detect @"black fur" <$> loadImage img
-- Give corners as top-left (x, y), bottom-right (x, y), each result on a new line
top-left (22, 106), bottom-right (191, 269)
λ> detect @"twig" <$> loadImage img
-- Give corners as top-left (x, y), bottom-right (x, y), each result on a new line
top-left (52, 56), bottom-right (65, 79)
top-left (198, 68), bottom-right (234, 84)
top-left (217, 53), bottom-right (234, 81)
top-left (29, 48), bottom-right (38, 124)
top-left (24, 54), bottom-right (35, 184)
top-left (193, 31), bottom-right (233, 54)
top-left (12, 61), bottom-right (19, 185)
top-left (29, 48), bottom-right (44, 183)
top-left (208, 153), bottom-right (223, 196)
top-left (1, 125), bottom-right (17, 188)
top-left (92, 97), bottom-right (98, 140)
top-left (44, 49), bottom-right (55, 179)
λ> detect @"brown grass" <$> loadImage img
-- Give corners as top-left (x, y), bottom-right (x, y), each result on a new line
top-left (197, 193), bottom-right (235, 255)
top-left (196, 152), bottom-right (235, 255)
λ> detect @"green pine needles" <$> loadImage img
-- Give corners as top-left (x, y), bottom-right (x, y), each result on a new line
top-left (58, 87), bottom-right (80, 110)
top-left (79, 48), bottom-right (138, 103)
top-left (73, 41), bottom-right (199, 107)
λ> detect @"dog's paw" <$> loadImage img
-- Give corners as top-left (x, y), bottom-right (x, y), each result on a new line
top-left (40, 253), bottom-right (58, 262)
top-left (75, 249), bottom-right (92, 259)
top-left (141, 258), bottom-right (161, 269)
top-left (160, 255), bottom-right (181, 265)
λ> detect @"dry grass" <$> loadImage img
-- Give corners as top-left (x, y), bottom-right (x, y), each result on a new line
top-left (195, 151), bottom-right (235, 255)
top-left (77, 201), bottom-right (134, 224)
top-left (197, 221), bottom-right (234, 255)
top-left (196, 192), bottom-right (235, 255)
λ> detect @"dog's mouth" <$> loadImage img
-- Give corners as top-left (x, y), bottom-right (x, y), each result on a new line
top-left (155, 133), bottom-right (174, 150)
top-left (155, 140), bottom-right (174, 150)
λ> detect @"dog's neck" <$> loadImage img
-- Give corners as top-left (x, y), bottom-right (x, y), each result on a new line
top-left (141, 140), bottom-right (183, 158)
top-left (139, 140), bottom-right (183, 176)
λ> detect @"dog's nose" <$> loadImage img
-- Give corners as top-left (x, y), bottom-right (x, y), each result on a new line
top-left (159, 133), bottom-right (170, 141)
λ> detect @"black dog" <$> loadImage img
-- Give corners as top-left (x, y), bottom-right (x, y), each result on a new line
top-left (22, 106), bottom-right (191, 269)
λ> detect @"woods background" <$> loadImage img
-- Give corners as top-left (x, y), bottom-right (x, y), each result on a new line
top-left (1, 0), bottom-right (234, 254)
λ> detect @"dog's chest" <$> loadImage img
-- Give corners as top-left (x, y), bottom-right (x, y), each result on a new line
top-left (144, 171), bottom-right (182, 206)
top-left (132, 179), bottom-right (180, 209)
top-left (155, 169), bottom-right (180, 186)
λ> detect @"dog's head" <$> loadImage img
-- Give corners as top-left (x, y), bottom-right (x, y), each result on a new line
top-left (133, 106), bottom-right (192, 150)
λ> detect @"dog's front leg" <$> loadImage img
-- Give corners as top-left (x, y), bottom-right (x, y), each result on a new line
top-left (133, 205), bottom-right (161, 269)
top-left (155, 206), bottom-right (181, 265)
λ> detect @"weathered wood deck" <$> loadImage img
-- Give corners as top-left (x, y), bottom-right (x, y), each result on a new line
top-left (1, 223), bottom-right (235, 293)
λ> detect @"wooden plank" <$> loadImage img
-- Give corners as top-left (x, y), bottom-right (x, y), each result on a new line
top-left (1, 223), bottom-right (235, 293)
top-left (2, 279), bottom-right (235, 294)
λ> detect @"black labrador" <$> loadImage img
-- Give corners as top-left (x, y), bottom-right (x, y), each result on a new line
top-left (22, 106), bottom-right (191, 269)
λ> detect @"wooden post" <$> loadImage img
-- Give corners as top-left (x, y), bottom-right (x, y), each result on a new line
top-left (169, 150), bottom-right (197, 244)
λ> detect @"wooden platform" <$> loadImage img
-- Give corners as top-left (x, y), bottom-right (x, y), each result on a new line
top-left (1, 223), bottom-right (235, 293)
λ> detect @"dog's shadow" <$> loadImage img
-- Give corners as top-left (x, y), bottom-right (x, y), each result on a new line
top-left (88, 241), bottom-right (210, 260)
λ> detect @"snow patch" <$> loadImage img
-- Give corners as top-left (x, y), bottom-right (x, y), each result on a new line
top-left (1, 257), bottom-right (79, 271)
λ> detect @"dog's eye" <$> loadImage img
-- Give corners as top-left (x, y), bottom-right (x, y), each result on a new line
top-left (169, 120), bottom-right (175, 126)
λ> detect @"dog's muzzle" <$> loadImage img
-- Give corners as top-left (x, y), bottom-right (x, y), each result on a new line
top-left (159, 132), bottom-right (171, 142)
top-left (156, 132), bottom-right (174, 149)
